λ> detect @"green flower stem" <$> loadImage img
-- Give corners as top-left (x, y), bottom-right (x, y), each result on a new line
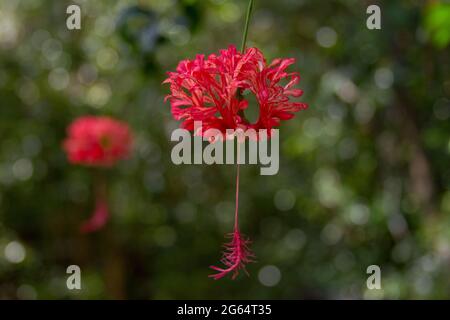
top-left (237, 0), bottom-right (255, 118)
top-left (240, 0), bottom-right (254, 52)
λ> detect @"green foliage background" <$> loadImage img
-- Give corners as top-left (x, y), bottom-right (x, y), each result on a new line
top-left (0, 0), bottom-right (449, 299)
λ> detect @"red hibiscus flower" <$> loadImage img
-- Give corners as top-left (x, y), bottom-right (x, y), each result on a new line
top-left (63, 116), bottom-right (132, 167)
top-left (164, 45), bottom-right (307, 280)
top-left (163, 45), bottom-right (307, 137)
top-left (63, 116), bottom-right (132, 233)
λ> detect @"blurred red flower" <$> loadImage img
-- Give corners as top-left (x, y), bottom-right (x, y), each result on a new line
top-left (63, 116), bottom-right (132, 167)
top-left (79, 195), bottom-right (109, 234)
top-left (63, 116), bottom-right (132, 233)
top-left (163, 45), bottom-right (307, 137)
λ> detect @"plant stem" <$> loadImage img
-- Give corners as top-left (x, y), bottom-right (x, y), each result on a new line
top-left (234, 144), bottom-right (241, 230)
top-left (234, 0), bottom-right (254, 231)
top-left (237, 0), bottom-right (255, 116)
top-left (240, 0), bottom-right (254, 52)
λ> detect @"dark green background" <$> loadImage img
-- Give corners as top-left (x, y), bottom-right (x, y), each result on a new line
top-left (0, 0), bottom-right (449, 299)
